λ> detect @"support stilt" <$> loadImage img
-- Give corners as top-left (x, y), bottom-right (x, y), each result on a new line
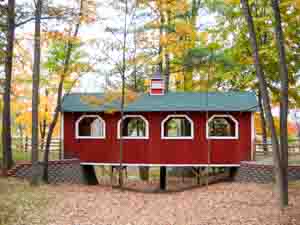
top-left (229, 167), bottom-right (238, 180)
top-left (160, 166), bottom-right (167, 190)
top-left (82, 165), bottom-right (98, 185)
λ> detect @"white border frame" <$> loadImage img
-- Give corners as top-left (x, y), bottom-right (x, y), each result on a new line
top-left (206, 114), bottom-right (239, 140)
top-left (117, 115), bottom-right (149, 139)
top-left (161, 114), bottom-right (194, 140)
top-left (75, 115), bottom-right (106, 139)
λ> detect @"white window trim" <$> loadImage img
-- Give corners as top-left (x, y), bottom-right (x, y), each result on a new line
top-left (117, 115), bottom-right (149, 139)
top-left (75, 115), bottom-right (106, 139)
top-left (161, 114), bottom-right (194, 140)
top-left (206, 114), bottom-right (239, 140)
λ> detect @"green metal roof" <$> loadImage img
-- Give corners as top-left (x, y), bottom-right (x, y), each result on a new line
top-left (61, 92), bottom-right (258, 112)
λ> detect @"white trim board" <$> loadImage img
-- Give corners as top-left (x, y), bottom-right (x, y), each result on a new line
top-left (80, 162), bottom-right (241, 167)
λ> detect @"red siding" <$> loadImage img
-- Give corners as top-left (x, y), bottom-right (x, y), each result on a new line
top-left (150, 89), bottom-right (164, 95)
top-left (63, 111), bottom-right (252, 165)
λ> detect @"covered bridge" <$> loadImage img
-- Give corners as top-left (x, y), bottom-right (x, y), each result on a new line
top-left (61, 76), bottom-right (257, 167)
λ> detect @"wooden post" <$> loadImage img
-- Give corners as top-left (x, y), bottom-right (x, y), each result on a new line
top-left (160, 166), bottom-right (166, 190)
top-left (196, 167), bottom-right (201, 185)
top-left (25, 136), bottom-right (28, 152)
top-left (252, 138), bottom-right (256, 161)
top-left (110, 166), bottom-right (114, 185)
top-left (82, 165), bottom-right (98, 185)
top-left (229, 167), bottom-right (238, 180)
top-left (59, 138), bottom-right (62, 160)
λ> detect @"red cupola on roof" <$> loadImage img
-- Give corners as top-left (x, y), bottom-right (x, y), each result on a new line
top-left (150, 71), bottom-right (165, 95)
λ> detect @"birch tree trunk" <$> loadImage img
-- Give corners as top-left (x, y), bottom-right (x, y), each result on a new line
top-left (31, 0), bottom-right (42, 186)
top-left (2, 0), bottom-right (15, 172)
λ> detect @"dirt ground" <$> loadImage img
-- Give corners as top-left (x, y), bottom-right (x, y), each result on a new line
top-left (45, 182), bottom-right (300, 225)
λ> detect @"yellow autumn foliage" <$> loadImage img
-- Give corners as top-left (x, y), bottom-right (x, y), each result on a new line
top-left (240, 56), bottom-right (254, 65)
top-left (80, 89), bottom-right (140, 113)
top-left (44, 31), bottom-right (81, 44)
top-left (14, 94), bottom-right (60, 137)
top-left (295, 0), bottom-right (300, 9)
top-left (198, 32), bottom-right (209, 43)
top-left (224, 0), bottom-right (240, 4)
top-left (255, 113), bottom-right (298, 137)
top-left (144, 79), bottom-right (151, 87)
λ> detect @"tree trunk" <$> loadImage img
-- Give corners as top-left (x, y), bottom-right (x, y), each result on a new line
top-left (258, 90), bottom-right (268, 154)
top-left (118, 0), bottom-right (128, 188)
top-left (133, 22), bottom-right (150, 181)
top-left (40, 89), bottom-right (49, 152)
top-left (164, 52), bottom-right (170, 92)
top-left (139, 167), bottom-right (149, 181)
top-left (183, 0), bottom-right (201, 91)
top-left (43, 0), bottom-right (82, 183)
top-left (31, 0), bottom-right (42, 186)
top-left (271, 0), bottom-right (289, 207)
top-left (2, 0), bottom-right (15, 172)
top-left (158, 9), bottom-right (164, 75)
top-left (158, 8), bottom-right (167, 190)
top-left (240, 0), bottom-right (285, 209)
top-left (184, 70), bottom-right (193, 91)
top-left (39, 119), bottom-right (46, 151)
top-left (43, 78), bottom-right (63, 183)
top-left (133, 24), bottom-right (138, 91)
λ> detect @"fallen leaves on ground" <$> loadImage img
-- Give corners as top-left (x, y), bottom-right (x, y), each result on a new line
top-left (0, 177), bottom-right (50, 225)
top-left (46, 181), bottom-right (300, 225)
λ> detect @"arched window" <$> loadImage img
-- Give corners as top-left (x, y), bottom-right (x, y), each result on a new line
top-left (161, 115), bottom-right (194, 139)
top-left (118, 115), bottom-right (149, 139)
top-left (206, 115), bottom-right (238, 139)
top-left (75, 115), bottom-right (105, 139)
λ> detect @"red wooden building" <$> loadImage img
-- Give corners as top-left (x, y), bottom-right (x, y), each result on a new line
top-left (61, 76), bottom-right (257, 167)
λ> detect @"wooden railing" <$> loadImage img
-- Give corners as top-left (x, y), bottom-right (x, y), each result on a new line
top-left (11, 137), bottom-right (62, 162)
top-left (255, 139), bottom-right (300, 153)
top-left (254, 139), bottom-right (300, 162)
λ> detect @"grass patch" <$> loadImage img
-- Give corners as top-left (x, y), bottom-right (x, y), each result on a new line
top-left (289, 180), bottom-right (300, 188)
top-left (0, 177), bottom-right (50, 225)
top-left (0, 149), bottom-right (60, 164)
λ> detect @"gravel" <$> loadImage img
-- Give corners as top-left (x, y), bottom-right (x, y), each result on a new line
top-left (46, 182), bottom-right (300, 225)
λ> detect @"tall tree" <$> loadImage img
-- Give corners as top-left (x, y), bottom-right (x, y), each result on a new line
top-left (2, 0), bottom-right (15, 172)
top-left (43, 0), bottom-right (84, 183)
top-left (270, 0), bottom-right (290, 206)
top-left (117, 0), bottom-right (129, 188)
top-left (31, 0), bottom-right (43, 186)
top-left (240, 0), bottom-right (288, 209)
